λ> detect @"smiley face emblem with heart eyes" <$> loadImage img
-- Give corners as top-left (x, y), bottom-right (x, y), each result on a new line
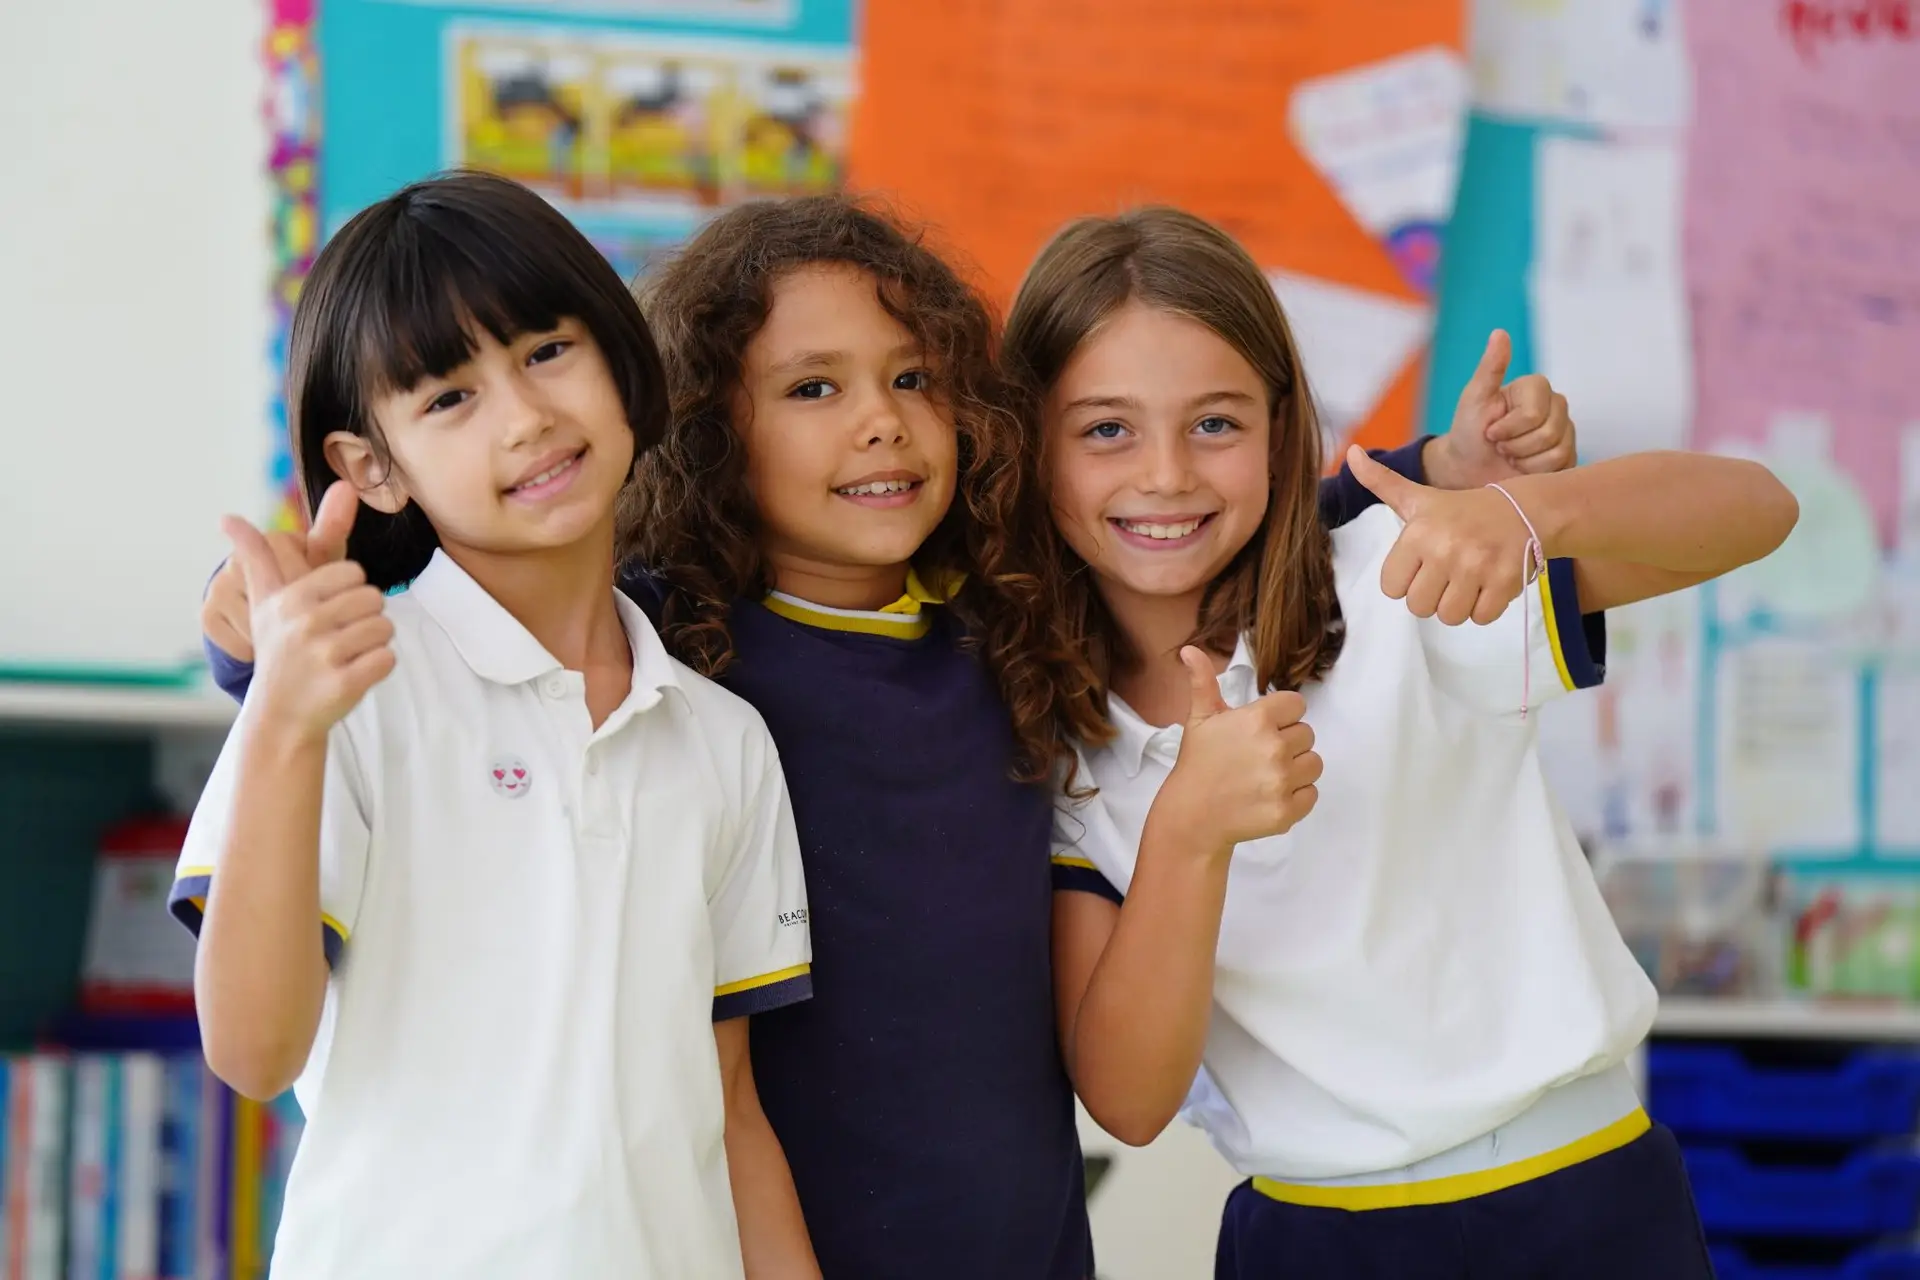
top-left (489, 757), bottom-right (532, 799)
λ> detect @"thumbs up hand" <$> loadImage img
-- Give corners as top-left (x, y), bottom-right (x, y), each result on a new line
top-left (223, 494), bottom-right (395, 742)
top-left (201, 480), bottom-right (361, 663)
top-left (1347, 444), bottom-right (1536, 628)
top-left (1162, 646), bottom-right (1322, 851)
top-left (1426, 330), bottom-right (1579, 487)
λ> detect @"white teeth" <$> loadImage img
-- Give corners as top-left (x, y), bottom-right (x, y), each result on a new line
top-left (1117, 518), bottom-right (1204, 540)
top-left (836, 479), bottom-right (917, 496)
top-left (514, 456), bottom-right (577, 490)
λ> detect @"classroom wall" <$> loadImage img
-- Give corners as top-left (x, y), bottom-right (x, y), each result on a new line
top-left (0, 0), bottom-right (273, 681)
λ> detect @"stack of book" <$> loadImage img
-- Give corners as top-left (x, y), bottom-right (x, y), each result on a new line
top-left (0, 1048), bottom-right (300, 1280)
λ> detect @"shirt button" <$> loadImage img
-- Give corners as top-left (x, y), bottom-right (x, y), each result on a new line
top-left (541, 675), bottom-right (566, 698)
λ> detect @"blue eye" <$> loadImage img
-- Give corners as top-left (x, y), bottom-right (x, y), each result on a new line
top-left (790, 379), bottom-right (836, 400)
top-left (1085, 421), bottom-right (1127, 440)
top-left (1194, 416), bottom-right (1236, 436)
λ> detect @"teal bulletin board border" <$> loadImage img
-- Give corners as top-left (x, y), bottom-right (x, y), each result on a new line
top-left (1423, 111), bottom-right (1598, 440)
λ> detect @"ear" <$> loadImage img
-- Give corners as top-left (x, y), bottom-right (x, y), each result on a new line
top-left (323, 431), bottom-right (410, 515)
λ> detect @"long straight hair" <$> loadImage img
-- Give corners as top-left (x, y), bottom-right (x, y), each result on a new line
top-left (286, 170), bottom-right (670, 589)
top-left (1002, 206), bottom-right (1342, 731)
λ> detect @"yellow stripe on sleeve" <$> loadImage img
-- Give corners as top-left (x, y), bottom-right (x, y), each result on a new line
top-left (1535, 570), bottom-right (1578, 692)
top-left (714, 962), bottom-right (811, 999)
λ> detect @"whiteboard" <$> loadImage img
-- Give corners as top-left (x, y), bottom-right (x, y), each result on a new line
top-left (0, 0), bottom-right (273, 679)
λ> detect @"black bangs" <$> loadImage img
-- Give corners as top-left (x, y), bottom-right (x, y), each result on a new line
top-left (344, 196), bottom-right (580, 401)
top-left (285, 169), bottom-right (671, 590)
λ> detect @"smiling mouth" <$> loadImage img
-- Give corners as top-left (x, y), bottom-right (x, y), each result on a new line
top-left (506, 449), bottom-right (585, 498)
top-left (833, 477), bottom-right (924, 509)
top-left (834, 479), bottom-right (921, 497)
top-left (1110, 514), bottom-right (1214, 542)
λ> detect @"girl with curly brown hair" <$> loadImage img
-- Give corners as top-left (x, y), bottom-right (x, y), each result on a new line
top-left (1017, 207), bottom-right (1795, 1280)
top-left (615, 195), bottom-right (1099, 1280)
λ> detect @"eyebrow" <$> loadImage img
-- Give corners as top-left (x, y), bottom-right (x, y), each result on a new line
top-left (1063, 389), bottom-right (1260, 413)
top-left (767, 342), bottom-right (922, 376)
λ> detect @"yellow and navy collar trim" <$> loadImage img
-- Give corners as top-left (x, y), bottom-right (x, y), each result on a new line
top-left (761, 566), bottom-right (962, 640)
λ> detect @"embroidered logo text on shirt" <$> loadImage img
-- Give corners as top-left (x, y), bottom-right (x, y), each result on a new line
top-left (489, 757), bottom-right (532, 799)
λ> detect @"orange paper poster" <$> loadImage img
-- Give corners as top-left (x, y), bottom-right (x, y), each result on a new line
top-left (848, 0), bottom-right (1465, 449)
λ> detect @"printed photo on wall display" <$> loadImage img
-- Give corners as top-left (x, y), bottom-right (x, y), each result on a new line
top-left (452, 31), bottom-right (595, 199)
top-left (446, 24), bottom-right (852, 218)
top-left (725, 58), bottom-right (850, 200)
top-left (601, 51), bottom-right (733, 204)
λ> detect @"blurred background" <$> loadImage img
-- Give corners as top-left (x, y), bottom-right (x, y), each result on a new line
top-left (0, 1), bottom-right (1915, 1276)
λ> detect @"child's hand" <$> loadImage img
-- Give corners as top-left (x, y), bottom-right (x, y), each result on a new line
top-left (1348, 445), bottom-right (1533, 627)
top-left (221, 508), bottom-right (394, 742)
top-left (1427, 331), bottom-right (1577, 487)
top-left (202, 480), bottom-right (359, 663)
top-left (1163, 646), bottom-right (1322, 850)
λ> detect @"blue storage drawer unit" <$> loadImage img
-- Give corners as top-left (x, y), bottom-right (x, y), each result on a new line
top-left (1710, 1244), bottom-right (1920, 1280)
top-left (1650, 1044), bottom-right (1920, 1141)
top-left (1684, 1146), bottom-right (1920, 1236)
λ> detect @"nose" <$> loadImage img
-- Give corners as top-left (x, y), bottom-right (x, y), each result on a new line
top-left (499, 366), bottom-right (554, 449)
top-left (1141, 429), bottom-right (1198, 495)
top-left (856, 383), bottom-right (911, 449)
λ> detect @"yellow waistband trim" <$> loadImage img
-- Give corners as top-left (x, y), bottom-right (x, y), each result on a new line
top-left (1250, 1107), bottom-right (1651, 1211)
top-left (1051, 854), bottom-right (1098, 871)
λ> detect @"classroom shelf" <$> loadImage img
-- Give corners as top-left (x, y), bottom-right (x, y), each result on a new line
top-left (0, 682), bottom-right (234, 732)
top-left (1655, 999), bottom-right (1920, 1043)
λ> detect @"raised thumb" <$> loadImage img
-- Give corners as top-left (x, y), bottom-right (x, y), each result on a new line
top-left (1345, 444), bottom-right (1425, 520)
top-left (307, 479), bottom-right (358, 566)
top-left (1181, 645), bottom-right (1230, 725)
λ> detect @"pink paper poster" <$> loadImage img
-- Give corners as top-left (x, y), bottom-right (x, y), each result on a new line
top-left (1684, 0), bottom-right (1920, 545)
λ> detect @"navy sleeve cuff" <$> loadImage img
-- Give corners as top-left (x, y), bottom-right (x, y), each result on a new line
top-left (1051, 858), bottom-right (1124, 905)
top-left (203, 639), bottom-right (254, 704)
top-left (1319, 436), bottom-right (1432, 529)
top-left (169, 872), bottom-right (346, 968)
top-left (1540, 558), bottom-right (1606, 691)
top-left (712, 966), bottom-right (813, 1022)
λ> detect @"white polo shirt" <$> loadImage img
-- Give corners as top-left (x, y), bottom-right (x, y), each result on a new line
top-left (1053, 505), bottom-right (1658, 1180)
top-left (170, 550), bottom-right (811, 1280)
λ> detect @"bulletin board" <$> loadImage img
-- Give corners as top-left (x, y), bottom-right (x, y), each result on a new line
top-left (1442, 0), bottom-right (1920, 996)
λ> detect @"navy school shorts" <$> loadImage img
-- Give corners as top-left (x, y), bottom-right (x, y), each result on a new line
top-left (1214, 1122), bottom-right (1716, 1280)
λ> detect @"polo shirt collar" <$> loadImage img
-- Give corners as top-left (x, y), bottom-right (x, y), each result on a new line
top-left (1106, 633), bottom-right (1259, 778)
top-left (406, 549), bottom-right (681, 706)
